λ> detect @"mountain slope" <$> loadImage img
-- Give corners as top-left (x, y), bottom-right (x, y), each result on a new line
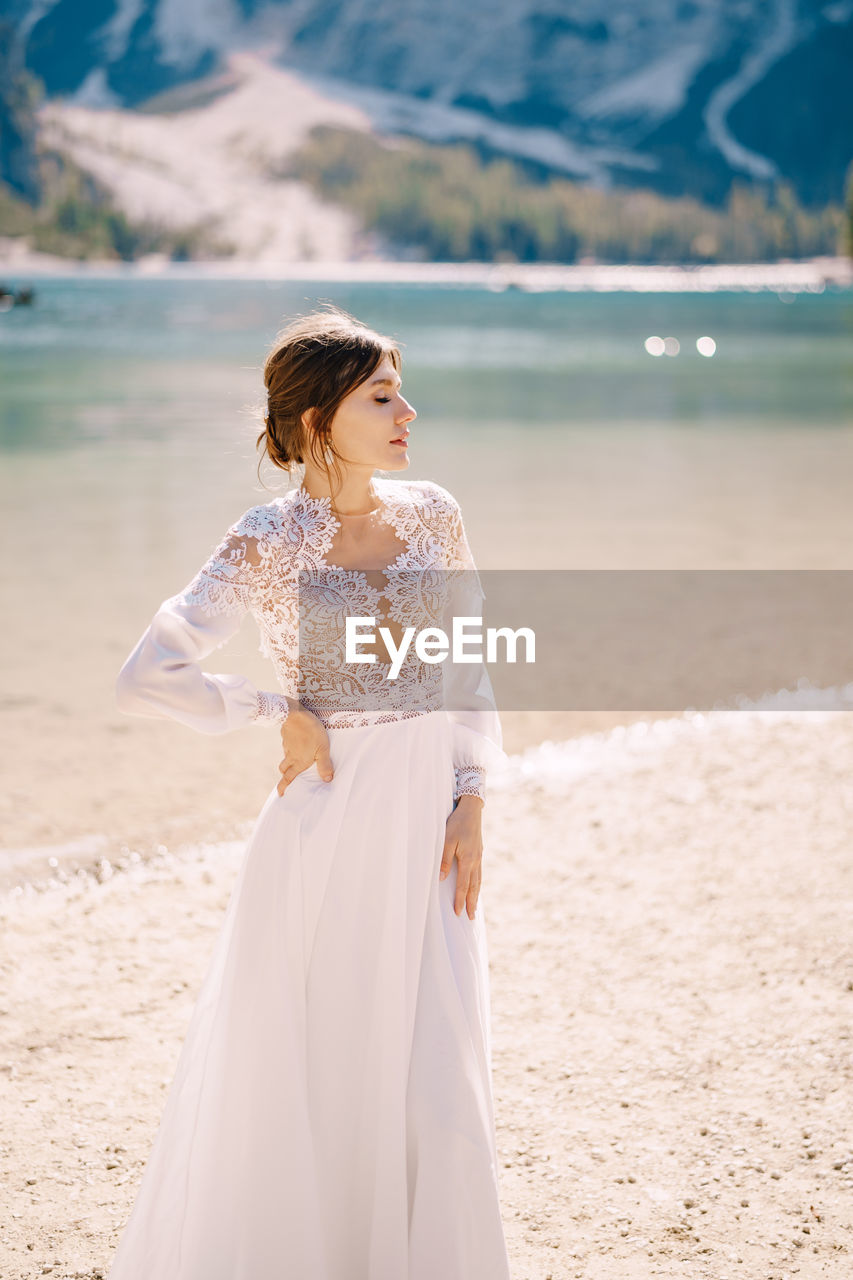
top-left (0, 16), bottom-right (44, 202)
top-left (7, 0), bottom-right (853, 207)
top-left (33, 51), bottom-right (378, 261)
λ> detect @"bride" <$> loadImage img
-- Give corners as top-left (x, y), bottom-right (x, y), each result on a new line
top-left (109, 305), bottom-right (512, 1280)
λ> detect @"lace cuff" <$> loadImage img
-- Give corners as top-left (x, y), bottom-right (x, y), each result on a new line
top-left (454, 764), bottom-right (486, 803)
top-left (252, 690), bottom-right (291, 726)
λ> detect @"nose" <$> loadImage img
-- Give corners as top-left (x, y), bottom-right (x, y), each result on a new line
top-left (398, 397), bottom-right (416, 424)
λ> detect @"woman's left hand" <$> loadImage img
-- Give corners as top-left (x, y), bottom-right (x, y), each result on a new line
top-left (440, 794), bottom-right (485, 919)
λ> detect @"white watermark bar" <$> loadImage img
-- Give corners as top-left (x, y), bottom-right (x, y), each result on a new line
top-left (296, 568), bottom-right (853, 713)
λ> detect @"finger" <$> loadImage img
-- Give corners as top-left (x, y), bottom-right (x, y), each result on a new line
top-left (315, 745), bottom-right (334, 782)
top-left (466, 868), bottom-right (482, 919)
top-left (276, 762), bottom-right (305, 795)
top-left (439, 839), bottom-right (456, 881)
top-left (454, 862), bottom-right (472, 916)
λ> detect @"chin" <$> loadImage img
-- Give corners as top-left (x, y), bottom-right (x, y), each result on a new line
top-left (385, 452), bottom-right (411, 472)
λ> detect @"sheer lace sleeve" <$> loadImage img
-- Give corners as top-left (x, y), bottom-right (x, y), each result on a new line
top-left (115, 506), bottom-right (291, 735)
top-left (432, 483), bottom-right (509, 805)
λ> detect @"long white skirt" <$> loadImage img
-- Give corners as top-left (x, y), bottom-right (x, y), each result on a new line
top-left (106, 708), bottom-right (512, 1280)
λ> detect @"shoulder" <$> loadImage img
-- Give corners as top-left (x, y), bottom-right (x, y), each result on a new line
top-left (236, 497), bottom-right (289, 530)
top-left (198, 500), bottom-right (288, 572)
top-left (225, 498), bottom-right (289, 541)
top-left (379, 475), bottom-right (461, 515)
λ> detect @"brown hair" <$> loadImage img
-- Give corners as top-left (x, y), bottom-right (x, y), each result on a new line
top-left (255, 303), bottom-right (403, 497)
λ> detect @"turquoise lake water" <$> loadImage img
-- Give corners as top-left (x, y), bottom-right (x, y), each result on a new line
top-left (2, 276), bottom-right (852, 582)
top-left (1, 280), bottom-right (851, 456)
top-left (2, 277), bottom-right (852, 664)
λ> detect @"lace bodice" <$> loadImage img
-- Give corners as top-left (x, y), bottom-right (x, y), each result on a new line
top-left (115, 476), bottom-right (506, 803)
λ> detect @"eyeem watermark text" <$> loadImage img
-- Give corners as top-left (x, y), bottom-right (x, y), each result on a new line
top-left (345, 615), bottom-right (536, 680)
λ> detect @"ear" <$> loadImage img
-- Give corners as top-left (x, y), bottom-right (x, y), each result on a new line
top-left (300, 406), bottom-right (318, 433)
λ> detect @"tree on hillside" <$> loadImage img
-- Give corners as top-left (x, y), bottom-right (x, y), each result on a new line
top-left (283, 126), bottom-right (845, 265)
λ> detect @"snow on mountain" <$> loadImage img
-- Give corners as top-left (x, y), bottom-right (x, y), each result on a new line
top-left (578, 42), bottom-right (711, 126)
top-left (150, 0), bottom-right (239, 71)
top-left (703, 0), bottom-right (800, 182)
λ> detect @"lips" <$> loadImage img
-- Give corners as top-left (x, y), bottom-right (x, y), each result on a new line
top-left (390, 434), bottom-right (409, 444)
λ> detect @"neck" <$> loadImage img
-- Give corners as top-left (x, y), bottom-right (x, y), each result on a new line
top-left (299, 464), bottom-right (381, 516)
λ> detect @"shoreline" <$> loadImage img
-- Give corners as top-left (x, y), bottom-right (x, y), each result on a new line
top-left (3, 703), bottom-right (849, 901)
top-left (0, 246), bottom-right (850, 292)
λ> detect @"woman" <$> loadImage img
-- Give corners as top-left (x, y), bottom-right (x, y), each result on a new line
top-left (108, 306), bottom-right (512, 1280)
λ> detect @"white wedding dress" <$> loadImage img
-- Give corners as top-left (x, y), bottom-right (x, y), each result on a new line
top-left (108, 474), bottom-right (512, 1280)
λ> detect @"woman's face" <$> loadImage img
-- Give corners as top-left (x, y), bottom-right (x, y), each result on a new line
top-left (327, 355), bottom-right (417, 471)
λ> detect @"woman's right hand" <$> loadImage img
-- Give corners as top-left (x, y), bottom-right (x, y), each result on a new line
top-left (276, 702), bottom-right (334, 795)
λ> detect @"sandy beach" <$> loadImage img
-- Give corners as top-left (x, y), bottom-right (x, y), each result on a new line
top-left (2, 706), bottom-right (852, 1278)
